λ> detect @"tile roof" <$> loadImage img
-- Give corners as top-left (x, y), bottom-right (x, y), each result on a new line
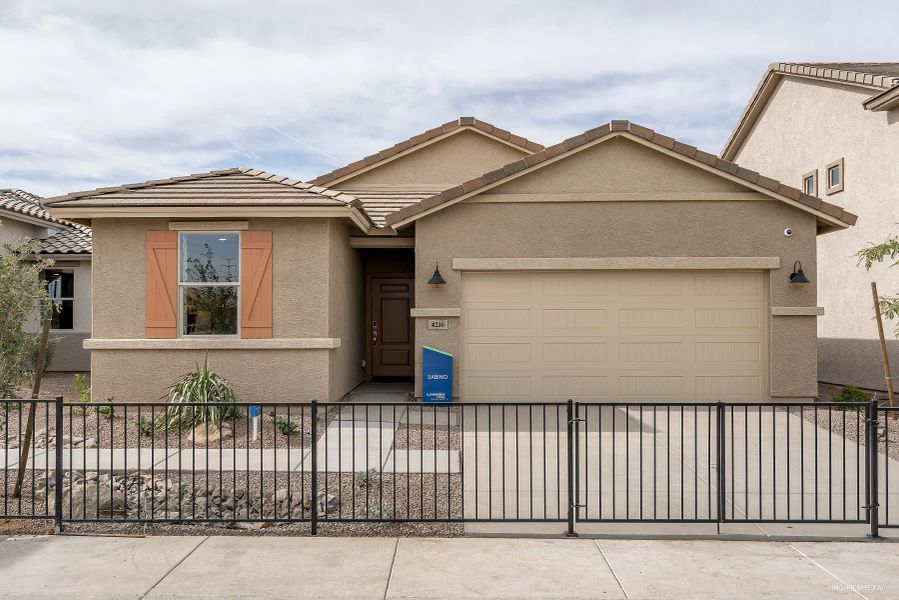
top-left (385, 120), bottom-right (857, 231)
top-left (43, 167), bottom-right (366, 210)
top-left (722, 62), bottom-right (899, 159)
top-left (310, 117), bottom-right (544, 186)
top-left (339, 189), bottom-right (439, 227)
top-left (35, 227), bottom-right (92, 255)
top-left (1, 188), bottom-right (92, 255)
top-left (1, 188), bottom-right (72, 227)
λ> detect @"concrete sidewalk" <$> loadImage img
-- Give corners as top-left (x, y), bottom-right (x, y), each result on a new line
top-left (0, 534), bottom-right (896, 599)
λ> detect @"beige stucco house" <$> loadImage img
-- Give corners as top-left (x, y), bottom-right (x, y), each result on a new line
top-left (723, 63), bottom-right (899, 391)
top-left (43, 118), bottom-right (854, 403)
top-left (1, 188), bottom-right (92, 371)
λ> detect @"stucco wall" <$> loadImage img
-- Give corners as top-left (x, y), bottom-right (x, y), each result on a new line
top-left (328, 220), bottom-right (365, 400)
top-left (92, 349), bottom-right (329, 403)
top-left (412, 138), bottom-right (821, 400)
top-left (337, 129), bottom-right (529, 189)
top-left (0, 217), bottom-right (48, 248)
top-left (89, 217), bottom-right (339, 402)
top-left (732, 76), bottom-right (899, 389)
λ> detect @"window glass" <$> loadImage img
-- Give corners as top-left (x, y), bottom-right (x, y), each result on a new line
top-left (179, 233), bottom-right (240, 283)
top-left (829, 165), bottom-right (841, 188)
top-left (183, 287), bottom-right (238, 335)
top-left (178, 232), bottom-right (240, 336)
top-left (42, 270), bottom-right (75, 330)
top-left (803, 176), bottom-right (815, 195)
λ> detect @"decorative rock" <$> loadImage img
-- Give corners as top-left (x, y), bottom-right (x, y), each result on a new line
top-left (318, 493), bottom-right (339, 514)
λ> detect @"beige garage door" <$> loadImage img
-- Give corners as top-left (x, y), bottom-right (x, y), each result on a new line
top-left (460, 271), bottom-right (767, 402)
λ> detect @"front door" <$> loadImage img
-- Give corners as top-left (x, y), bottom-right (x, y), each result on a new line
top-left (368, 276), bottom-right (414, 378)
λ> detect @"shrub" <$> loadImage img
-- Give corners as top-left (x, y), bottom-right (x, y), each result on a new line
top-left (137, 415), bottom-right (156, 438)
top-left (272, 414), bottom-right (299, 436)
top-left (95, 397), bottom-right (115, 419)
top-left (355, 468), bottom-right (378, 489)
top-left (833, 385), bottom-right (869, 410)
top-left (366, 500), bottom-right (395, 523)
top-left (162, 357), bottom-right (241, 429)
top-left (66, 373), bottom-right (92, 415)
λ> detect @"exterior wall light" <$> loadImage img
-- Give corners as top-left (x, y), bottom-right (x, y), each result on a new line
top-left (790, 261), bottom-right (810, 284)
top-left (428, 262), bottom-right (446, 286)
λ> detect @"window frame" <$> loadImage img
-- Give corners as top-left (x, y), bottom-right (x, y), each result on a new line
top-left (825, 158), bottom-right (844, 194)
top-left (801, 169), bottom-right (818, 197)
top-left (42, 268), bottom-right (76, 331)
top-left (177, 231), bottom-right (241, 338)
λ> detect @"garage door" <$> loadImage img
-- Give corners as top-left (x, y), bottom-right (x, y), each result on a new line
top-left (460, 271), bottom-right (767, 402)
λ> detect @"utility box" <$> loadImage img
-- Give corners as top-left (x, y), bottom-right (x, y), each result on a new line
top-left (422, 345), bottom-right (453, 403)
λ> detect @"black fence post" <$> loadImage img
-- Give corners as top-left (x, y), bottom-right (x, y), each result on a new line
top-left (716, 402), bottom-right (726, 527)
top-left (310, 400), bottom-right (319, 536)
top-left (54, 396), bottom-right (64, 534)
top-left (866, 399), bottom-right (879, 538)
top-left (566, 399), bottom-right (577, 537)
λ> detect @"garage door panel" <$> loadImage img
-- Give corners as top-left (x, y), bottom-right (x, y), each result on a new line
top-left (541, 308), bottom-right (607, 331)
top-left (461, 271), bottom-right (767, 403)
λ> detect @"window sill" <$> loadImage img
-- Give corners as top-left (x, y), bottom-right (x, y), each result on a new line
top-left (84, 338), bottom-right (341, 350)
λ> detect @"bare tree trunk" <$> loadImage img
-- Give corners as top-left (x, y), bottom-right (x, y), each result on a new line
top-left (12, 302), bottom-right (52, 498)
top-left (872, 281), bottom-right (896, 418)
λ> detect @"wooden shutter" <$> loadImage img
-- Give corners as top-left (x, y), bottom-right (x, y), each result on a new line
top-left (145, 231), bottom-right (178, 338)
top-left (240, 231), bottom-right (273, 338)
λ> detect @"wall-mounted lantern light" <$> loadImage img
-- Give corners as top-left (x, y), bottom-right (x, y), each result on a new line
top-left (790, 261), bottom-right (810, 284)
top-left (428, 262), bottom-right (446, 286)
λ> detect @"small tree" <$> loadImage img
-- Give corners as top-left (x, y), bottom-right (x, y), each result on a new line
top-left (0, 238), bottom-right (51, 398)
top-left (856, 235), bottom-right (899, 334)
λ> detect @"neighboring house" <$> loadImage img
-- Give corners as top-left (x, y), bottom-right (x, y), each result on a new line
top-left (722, 62), bottom-right (899, 391)
top-left (0, 188), bottom-right (93, 372)
top-left (43, 118), bottom-right (855, 404)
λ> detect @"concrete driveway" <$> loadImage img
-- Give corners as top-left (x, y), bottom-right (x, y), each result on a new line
top-left (0, 534), bottom-right (896, 599)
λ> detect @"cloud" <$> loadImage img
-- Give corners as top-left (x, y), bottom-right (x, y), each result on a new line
top-left (1, 0), bottom-right (897, 195)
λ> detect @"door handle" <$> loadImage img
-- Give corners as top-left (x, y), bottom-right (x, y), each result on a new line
top-left (372, 321), bottom-right (378, 347)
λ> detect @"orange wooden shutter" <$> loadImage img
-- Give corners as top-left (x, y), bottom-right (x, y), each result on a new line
top-left (240, 231), bottom-right (273, 338)
top-left (145, 231), bottom-right (178, 338)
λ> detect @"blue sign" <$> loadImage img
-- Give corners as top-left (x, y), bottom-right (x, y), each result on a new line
top-left (422, 346), bottom-right (453, 403)
top-left (249, 404), bottom-right (261, 418)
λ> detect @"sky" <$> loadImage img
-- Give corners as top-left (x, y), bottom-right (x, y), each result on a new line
top-left (1, 0), bottom-right (898, 197)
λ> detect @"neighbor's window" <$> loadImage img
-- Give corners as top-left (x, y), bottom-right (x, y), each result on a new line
top-left (179, 232), bottom-right (239, 336)
top-left (42, 269), bottom-right (74, 330)
top-left (825, 158), bottom-right (844, 194)
top-left (802, 170), bottom-right (817, 196)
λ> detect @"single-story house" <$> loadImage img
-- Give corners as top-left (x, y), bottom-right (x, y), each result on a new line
top-left (1, 188), bottom-right (92, 371)
top-left (43, 118), bottom-right (855, 403)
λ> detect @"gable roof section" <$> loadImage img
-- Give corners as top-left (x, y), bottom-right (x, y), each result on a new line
top-left (43, 167), bottom-right (375, 230)
top-left (1, 188), bottom-right (72, 227)
top-left (722, 62), bottom-right (899, 160)
top-left (1, 188), bottom-right (92, 255)
top-left (385, 120), bottom-right (856, 233)
top-left (310, 117), bottom-right (544, 186)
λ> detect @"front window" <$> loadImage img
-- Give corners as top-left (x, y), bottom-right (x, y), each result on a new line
top-left (179, 232), bottom-right (240, 336)
top-left (42, 269), bottom-right (74, 330)
top-left (802, 172), bottom-right (816, 196)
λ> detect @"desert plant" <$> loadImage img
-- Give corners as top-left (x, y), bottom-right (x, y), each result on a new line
top-left (0, 238), bottom-right (51, 398)
top-left (355, 468), bottom-right (378, 489)
top-left (162, 357), bottom-right (241, 429)
top-left (66, 373), bottom-right (92, 415)
top-left (366, 501), bottom-right (395, 524)
top-left (833, 385), bottom-right (870, 410)
top-left (857, 235), bottom-right (899, 335)
top-left (95, 397), bottom-right (115, 419)
top-left (137, 415), bottom-right (156, 437)
top-left (272, 414), bottom-right (299, 436)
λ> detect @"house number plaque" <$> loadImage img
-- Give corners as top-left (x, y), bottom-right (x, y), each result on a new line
top-left (427, 319), bottom-right (449, 330)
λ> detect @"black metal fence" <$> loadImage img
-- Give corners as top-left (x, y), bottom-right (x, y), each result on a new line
top-left (0, 397), bottom-right (895, 536)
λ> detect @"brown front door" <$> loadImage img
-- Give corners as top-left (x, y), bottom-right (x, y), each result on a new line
top-left (368, 276), bottom-right (414, 378)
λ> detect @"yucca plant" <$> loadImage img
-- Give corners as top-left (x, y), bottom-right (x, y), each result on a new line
top-left (162, 357), bottom-right (241, 429)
